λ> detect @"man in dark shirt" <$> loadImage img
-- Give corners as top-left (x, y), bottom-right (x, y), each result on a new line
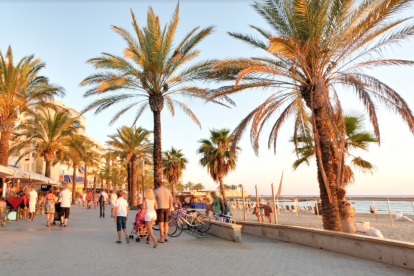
top-left (259, 202), bottom-right (274, 223)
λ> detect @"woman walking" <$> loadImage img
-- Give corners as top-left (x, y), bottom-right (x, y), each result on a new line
top-left (44, 188), bottom-right (56, 227)
top-left (143, 188), bottom-right (158, 248)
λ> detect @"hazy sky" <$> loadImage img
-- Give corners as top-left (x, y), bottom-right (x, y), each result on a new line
top-left (1, 0), bottom-right (413, 195)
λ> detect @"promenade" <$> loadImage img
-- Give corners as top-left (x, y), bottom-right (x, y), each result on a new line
top-left (1, 205), bottom-right (413, 276)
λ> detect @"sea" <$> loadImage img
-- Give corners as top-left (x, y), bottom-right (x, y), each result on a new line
top-left (247, 195), bottom-right (414, 216)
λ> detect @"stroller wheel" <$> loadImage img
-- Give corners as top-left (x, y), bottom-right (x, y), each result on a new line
top-left (136, 238), bottom-right (140, 242)
top-left (129, 235), bottom-right (133, 239)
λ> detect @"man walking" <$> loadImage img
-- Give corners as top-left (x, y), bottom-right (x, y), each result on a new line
top-left (154, 183), bottom-right (172, 243)
top-left (59, 184), bottom-right (72, 227)
top-left (99, 189), bottom-right (108, 218)
top-left (110, 190), bottom-right (117, 217)
top-left (86, 190), bottom-right (92, 209)
top-left (27, 185), bottom-right (38, 221)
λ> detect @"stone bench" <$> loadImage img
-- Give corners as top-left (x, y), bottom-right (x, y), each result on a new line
top-left (237, 221), bottom-right (414, 270)
top-left (209, 221), bottom-right (242, 243)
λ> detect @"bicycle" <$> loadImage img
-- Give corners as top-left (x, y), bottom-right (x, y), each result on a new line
top-left (152, 207), bottom-right (189, 231)
top-left (167, 209), bottom-right (211, 237)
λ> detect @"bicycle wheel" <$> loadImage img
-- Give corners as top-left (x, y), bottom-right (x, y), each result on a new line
top-left (168, 218), bottom-right (183, 237)
top-left (194, 214), bottom-right (211, 233)
top-left (152, 220), bottom-right (159, 231)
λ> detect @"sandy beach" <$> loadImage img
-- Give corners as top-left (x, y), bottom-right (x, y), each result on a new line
top-left (230, 208), bottom-right (414, 243)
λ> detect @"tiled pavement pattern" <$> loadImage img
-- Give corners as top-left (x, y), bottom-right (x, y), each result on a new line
top-left (1, 205), bottom-right (413, 276)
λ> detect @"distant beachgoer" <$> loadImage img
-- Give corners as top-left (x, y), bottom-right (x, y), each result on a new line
top-left (370, 206), bottom-right (377, 214)
top-left (110, 190), bottom-right (117, 217)
top-left (206, 191), bottom-right (225, 217)
top-left (143, 188), bottom-right (158, 248)
top-left (154, 183), bottom-right (172, 243)
top-left (87, 190), bottom-right (92, 209)
top-left (94, 192), bottom-right (98, 209)
top-left (99, 189), bottom-right (109, 218)
top-left (0, 197), bottom-right (7, 226)
top-left (114, 190), bottom-right (129, 244)
top-left (45, 188), bottom-right (56, 227)
top-left (59, 184), bottom-right (72, 227)
top-left (28, 186), bottom-right (38, 221)
top-left (82, 191), bottom-right (86, 206)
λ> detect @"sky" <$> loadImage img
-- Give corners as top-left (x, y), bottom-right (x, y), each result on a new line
top-left (1, 0), bottom-right (414, 196)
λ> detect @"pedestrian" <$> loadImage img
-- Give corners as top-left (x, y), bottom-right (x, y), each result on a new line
top-left (44, 187), bottom-right (56, 227)
top-left (110, 190), bottom-right (117, 217)
top-left (154, 182), bottom-right (172, 243)
top-left (143, 188), bottom-right (158, 248)
top-left (27, 185), bottom-right (38, 221)
top-left (114, 190), bottom-right (129, 244)
top-left (82, 190), bottom-right (86, 206)
top-left (59, 184), bottom-right (72, 227)
top-left (78, 193), bottom-right (82, 205)
top-left (86, 190), bottom-right (92, 209)
top-left (99, 189), bottom-right (108, 218)
top-left (94, 192), bottom-right (98, 209)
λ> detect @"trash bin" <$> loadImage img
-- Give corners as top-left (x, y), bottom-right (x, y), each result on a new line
top-left (355, 221), bottom-right (370, 232)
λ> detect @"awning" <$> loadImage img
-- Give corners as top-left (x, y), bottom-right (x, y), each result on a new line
top-left (7, 167), bottom-right (60, 185)
top-left (0, 165), bottom-right (18, 177)
top-left (63, 175), bottom-right (84, 183)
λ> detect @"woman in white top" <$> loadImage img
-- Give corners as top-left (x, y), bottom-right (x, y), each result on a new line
top-left (143, 188), bottom-right (158, 248)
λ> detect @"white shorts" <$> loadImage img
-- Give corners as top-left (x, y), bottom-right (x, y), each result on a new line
top-left (29, 203), bottom-right (36, 213)
top-left (111, 200), bottom-right (116, 207)
top-left (145, 211), bottom-right (157, 222)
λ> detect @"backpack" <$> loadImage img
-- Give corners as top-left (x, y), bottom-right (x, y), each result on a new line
top-left (98, 194), bottom-right (103, 204)
top-left (223, 201), bottom-right (230, 215)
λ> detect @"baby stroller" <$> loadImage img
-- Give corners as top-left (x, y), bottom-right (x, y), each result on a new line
top-left (129, 209), bottom-right (148, 242)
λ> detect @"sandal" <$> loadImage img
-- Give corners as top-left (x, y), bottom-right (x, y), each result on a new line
top-left (146, 242), bottom-right (151, 245)
top-left (46, 224), bottom-right (49, 227)
top-left (153, 241), bottom-right (158, 248)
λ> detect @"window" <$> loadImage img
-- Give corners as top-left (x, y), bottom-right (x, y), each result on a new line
top-left (25, 154), bottom-right (30, 161)
top-left (30, 164), bottom-right (34, 172)
top-left (24, 164), bottom-right (29, 171)
top-left (32, 152), bottom-right (35, 158)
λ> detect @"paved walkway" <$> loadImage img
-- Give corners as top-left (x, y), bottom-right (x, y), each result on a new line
top-left (1, 205), bottom-right (413, 276)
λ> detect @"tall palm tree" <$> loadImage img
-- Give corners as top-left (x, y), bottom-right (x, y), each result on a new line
top-left (83, 150), bottom-right (101, 190)
top-left (162, 147), bottom-right (188, 200)
top-left (107, 126), bottom-right (151, 206)
top-left (198, 129), bottom-right (241, 202)
top-left (292, 112), bottom-right (377, 232)
top-left (57, 135), bottom-right (92, 203)
top-left (9, 108), bottom-right (79, 177)
top-left (206, 0), bottom-right (414, 231)
top-left (89, 168), bottom-right (100, 195)
top-left (80, 4), bottom-right (227, 189)
top-left (184, 181), bottom-right (194, 192)
top-left (195, 183), bottom-right (205, 191)
top-left (0, 46), bottom-right (65, 166)
top-left (238, 184), bottom-right (244, 191)
top-left (176, 183), bottom-right (184, 193)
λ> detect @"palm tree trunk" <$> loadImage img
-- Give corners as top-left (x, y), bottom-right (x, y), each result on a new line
top-left (84, 166), bottom-right (88, 190)
top-left (93, 176), bottom-right (97, 195)
top-left (127, 161), bottom-right (131, 196)
top-left (0, 129), bottom-right (12, 166)
top-left (171, 182), bottom-right (176, 201)
top-left (72, 164), bottom-right (77, 204)
top-left (337, 187), bottom-right (356, 233)
top-left (44, 159), bottom-right (52, 178)
top-left (219, 177), bottom-right (227, 203)
top-left (131, 156), bottom-right (137, 206)
top-left (153, 110), bottom-right (163, 188)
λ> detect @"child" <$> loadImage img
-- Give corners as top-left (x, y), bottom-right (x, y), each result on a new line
top-left (114, 190), bottom-right (129, 244)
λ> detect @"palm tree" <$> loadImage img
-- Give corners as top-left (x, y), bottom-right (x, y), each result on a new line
top-left (83, 150), bottom-right (101, 190)
top-left (194, 183), bottom-right (205, 191)
top-left (89, 168), bottom-right (100, 195)
top-left (0, 46), bottom-right (65, 166)
top-left (206, 0), bottom-right (414, 231)
top-left (80, 4), bottom-right (227, 190)
top-left (162, 147), bottom-right (188, 200)
top-left (107, 126), bottom-right (151, 206)
top-left (9, 108), bottom-right (79, 177)
top-left (184, 181), bottom-right (194, 192)
top-left (292, 113), bottom-right (377, 232)
top-left (231, 184), bottom-right (237, 191)
top-left (57, 135), bottom-right (91, 203)
top-left (176, 183), bottom-right (184, 193)
top-left (198, 129), bottom-right (241, 202)
top-left (238, 184), bottom-right (243, 191)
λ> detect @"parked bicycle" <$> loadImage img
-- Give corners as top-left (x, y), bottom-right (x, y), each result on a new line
top-left (167, 209), bottom-right (211, 237)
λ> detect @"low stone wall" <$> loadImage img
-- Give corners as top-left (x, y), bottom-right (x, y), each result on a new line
top-left (209, 221), bottom-right (242, 243)
top-left (237, 221), bottom-right (414, 270)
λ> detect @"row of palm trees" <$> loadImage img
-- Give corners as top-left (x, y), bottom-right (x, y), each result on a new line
top-left (78, 1), bottom-right (414, 232)
top-left (2, 0), bottom-right (413, 232)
